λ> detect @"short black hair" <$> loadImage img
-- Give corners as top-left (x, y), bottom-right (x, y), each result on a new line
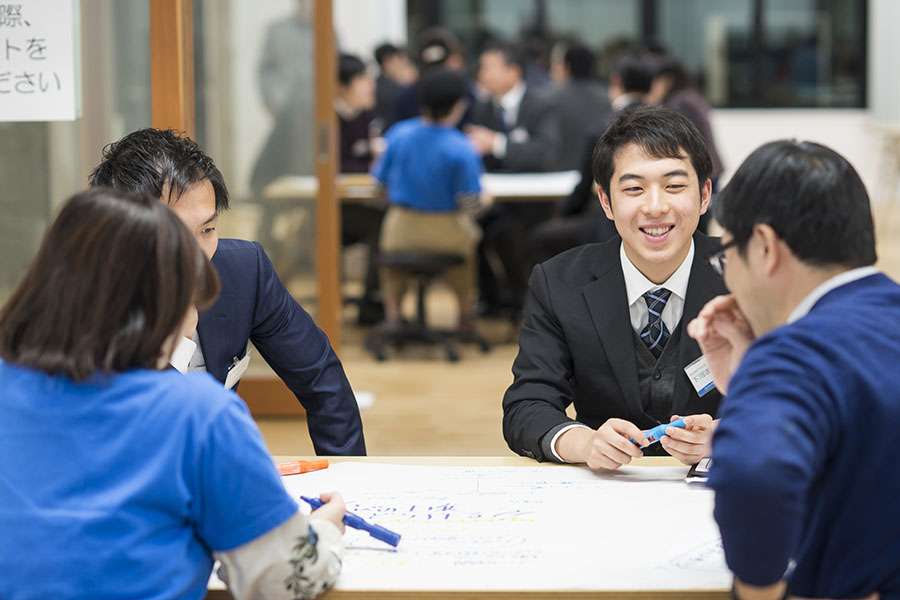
top-left (615, 51), bottom-right (656, 94)
top-left (338, 53), bottom-right (367, 86)
top-left (482, 41), bottom-right (525, 73)
top-left (418, 68), bottom-right (468, 120)
top-left (592, 105), bottom-right (712, 199)
top-left (564, 43), bottom-right (596, 79)
top-left (715, 140), bottom-right (876, 268)
top-left (0, 188), bottom-right (219, 381)
top-left (374, 43), bottom-right (400, 67)
top-left (89, 128), bottom-right (229, 212)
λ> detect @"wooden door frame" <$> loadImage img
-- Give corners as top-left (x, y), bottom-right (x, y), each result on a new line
top-left (150, 0), bottom-right (341, 415)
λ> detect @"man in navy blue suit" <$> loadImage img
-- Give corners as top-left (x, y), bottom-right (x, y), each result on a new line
top-left (688, 141), bottom-right (897, 599)
top-left (90, 128), bottom-right (366, 456)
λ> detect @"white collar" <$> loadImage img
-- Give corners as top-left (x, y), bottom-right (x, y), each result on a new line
top-left (786, 266), bottom-right (879, 323)
top-left (620, 240), bottom-right (695, 306)
top-left (499, 81), bottom-right (527, 114)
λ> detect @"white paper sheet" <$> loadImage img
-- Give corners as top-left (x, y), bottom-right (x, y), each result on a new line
top-left (282, 463), bottom-right (730, 592)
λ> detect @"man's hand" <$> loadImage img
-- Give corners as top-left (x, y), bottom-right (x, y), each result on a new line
top-left (309, 492), bottom-right (346, 534)
top-left (659, 414), bottom-right (715, 465)
top-left (686, 294), bottom-right (755, 395)
top-left (465, 125), bottom-right (499, 156)
top-left (557, 419), bottom-right (648, 470)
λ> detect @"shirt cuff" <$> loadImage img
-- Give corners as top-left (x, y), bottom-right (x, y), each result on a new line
top-left (547, 423), bottom-right (592, 462)
top-left (169, 336), bottom-right (196, 374)
top-left (492, 133), bottom-right (507, 158)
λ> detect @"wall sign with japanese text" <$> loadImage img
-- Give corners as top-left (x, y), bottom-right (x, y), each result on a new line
top-left (0, 0), bottom-right (79, 121)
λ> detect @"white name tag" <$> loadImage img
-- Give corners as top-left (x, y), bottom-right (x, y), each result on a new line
top-left (684, 355), bottom-right (716, 397)
top-left (224, 349), bottom-right (252, 390)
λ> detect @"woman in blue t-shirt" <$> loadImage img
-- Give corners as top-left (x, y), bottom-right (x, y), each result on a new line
top-left (0, 189), bottom-right (345, 600)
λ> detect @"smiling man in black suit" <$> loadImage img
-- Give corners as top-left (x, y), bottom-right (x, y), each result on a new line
top-left (503, 105), bottom-right (726, 469)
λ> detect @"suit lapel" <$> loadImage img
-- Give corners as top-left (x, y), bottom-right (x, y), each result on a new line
top-left (196, 294), bottom-right (235, 384)
top-left (582, 243), bottom-right (645, 418)
top-left (672, 234), bottom-right (725, 415)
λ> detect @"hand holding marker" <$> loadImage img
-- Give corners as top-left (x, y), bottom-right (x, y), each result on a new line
top-left (630, 417), bottom-right (687, 447)
top-left (301, 496), bottom-right (402, 547)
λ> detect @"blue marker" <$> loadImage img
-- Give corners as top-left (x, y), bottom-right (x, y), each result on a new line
top-left (300, 496), bottom-right (402, 547)
top-left (630, 417), bottom-right (687, 447)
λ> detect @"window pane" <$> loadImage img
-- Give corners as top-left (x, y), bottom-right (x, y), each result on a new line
top-left (0, 0), bottom-right (151, 305)
top-left (193, 0), bottom-right (320, 315)
top-left (658, 0), bottom-right (865, 107)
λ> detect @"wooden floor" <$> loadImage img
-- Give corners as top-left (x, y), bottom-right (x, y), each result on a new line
top-left (256, 203), bottom-right (900, 458)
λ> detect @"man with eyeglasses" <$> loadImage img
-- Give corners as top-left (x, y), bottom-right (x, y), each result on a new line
top-left (502, 105), bottom-right (726, 469)
top-left (687, 141), bottom-right (896, 599)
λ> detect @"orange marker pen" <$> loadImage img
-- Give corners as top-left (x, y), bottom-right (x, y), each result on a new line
top-left (276, 459), bottom-right (329, 476)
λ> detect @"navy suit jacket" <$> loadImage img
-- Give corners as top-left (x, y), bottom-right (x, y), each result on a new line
top-left (199, 238), bottom-right (365, 455)
top-left (503, 232), bottom-right (726, 461)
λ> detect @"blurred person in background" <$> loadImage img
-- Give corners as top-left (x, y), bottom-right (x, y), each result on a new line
top-left (373, 43), bottom-right (417, 132)
top-left (646, 57), bottom-right (723, 232)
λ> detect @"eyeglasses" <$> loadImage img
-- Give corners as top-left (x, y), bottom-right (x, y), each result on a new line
top-left (707, 239), bottom-right (739, 276)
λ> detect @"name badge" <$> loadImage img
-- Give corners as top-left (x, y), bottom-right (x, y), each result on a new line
top-left (684, 355), bottom-right (716, 397)
top-left (224, 349), bottom-right (253, 390)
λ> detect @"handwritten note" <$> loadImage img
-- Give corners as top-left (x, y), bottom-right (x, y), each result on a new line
top-left (0, 0), bottom-right (78, 121)
top-left (283, 463), bottom-right (730, 592)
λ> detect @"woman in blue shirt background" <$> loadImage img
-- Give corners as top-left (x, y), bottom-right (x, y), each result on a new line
top-left (0, 188), bottom-right (345, 599)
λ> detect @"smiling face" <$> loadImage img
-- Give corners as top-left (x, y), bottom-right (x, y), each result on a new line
top-left (599, 142), bottom-right (710, 283)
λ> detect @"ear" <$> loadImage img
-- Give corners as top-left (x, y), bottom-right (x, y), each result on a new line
top-left (699, 178), bottom-right (712, 215)
top-left (754, 223), bottom-right (781, 276)
top-left (598, 187), bottom-right (614, 221)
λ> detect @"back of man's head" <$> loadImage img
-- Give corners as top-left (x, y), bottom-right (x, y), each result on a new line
top-left (591, 105), bottom-right (712, 199)
top-left (715, 140), bottom-right (876, 268)
top-left (89, 128), bottom-right (228, 212)
top-left (418, 68), bottom-right (467, 121)
top-left (614, 51), bottom-right (656, 94)
top-left (564, 43), bottom-right (596, 80)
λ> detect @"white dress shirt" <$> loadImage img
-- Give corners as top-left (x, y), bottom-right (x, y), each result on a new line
top-left (491, 80), bottom-right (527, 158)
top-left (621, 240), bottom-right (694, 335)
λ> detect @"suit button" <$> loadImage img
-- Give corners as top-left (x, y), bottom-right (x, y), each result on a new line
top-left (652, 370), bottom-right (662, 380)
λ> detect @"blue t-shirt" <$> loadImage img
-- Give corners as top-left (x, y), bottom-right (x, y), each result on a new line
top-left (0, 364), bottom-right (299, 600)
top-left (371, 117), bottom-right (482, 212)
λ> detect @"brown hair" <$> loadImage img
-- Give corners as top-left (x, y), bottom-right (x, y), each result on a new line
top-left (0, 188), bottom-right (220, 381)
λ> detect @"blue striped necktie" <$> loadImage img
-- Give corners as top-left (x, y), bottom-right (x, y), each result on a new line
top-left (641, 288), bottom-right (672, 359)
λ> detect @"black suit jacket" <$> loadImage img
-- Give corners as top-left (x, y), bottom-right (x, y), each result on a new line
top-left (469, 86), bottom-right (562, 172)
top-left (200, 239), bottom-right (366, 456)
top-left (502, 232), bottom-right (727, 461)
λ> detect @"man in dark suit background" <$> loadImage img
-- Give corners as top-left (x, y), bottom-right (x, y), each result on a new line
top-left (467, 41), bottom-right (563, 315)
top-left (466, 41), bottom-right (561, 172)
top-left (89, 128), bottom-right (366, 456)
top-left (503, 106), bottom-right (725, 469)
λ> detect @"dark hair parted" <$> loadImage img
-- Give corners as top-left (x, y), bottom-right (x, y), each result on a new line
top-left (0, 188), bottom-right (220, 381)
top-left (418, 68), bottom-right (467, 120)
top-left (714, 140), bottom-right (876, 268)
top-left (89, 128), bottom-right (229, 213)
top-left (338, 53), bottom-right (367, 86)
top-left (592, 105), bottom-right (712, 198)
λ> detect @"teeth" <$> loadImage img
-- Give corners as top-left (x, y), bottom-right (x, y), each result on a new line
top-left (643, 227), bottom-right (670, 236)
